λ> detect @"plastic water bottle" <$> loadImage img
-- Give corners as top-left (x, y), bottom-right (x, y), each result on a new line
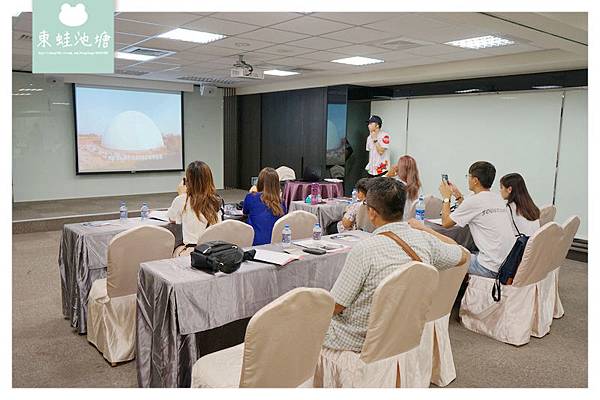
top-left (415, 195), bottom-right (425, 222)
top-left (119, 201), bottom-right (128, 223)
top-left (312, 223), bottom-right (322, 240)
top-left (351, 188), bottom-right (358, 203)
top-left (140, 202), bottom-right (149, 220)
top-left (316, 193), bottom-right (322, 203)
top-left (282, 224), bottom-right (292, 248)
top-left (305, 195), bottom-right (311, 204)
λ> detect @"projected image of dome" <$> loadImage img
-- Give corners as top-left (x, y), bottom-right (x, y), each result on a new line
top-left (101, 111), bottom-right (164, 151)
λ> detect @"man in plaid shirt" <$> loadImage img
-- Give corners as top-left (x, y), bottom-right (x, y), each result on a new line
top-left (323, 177), bottom-right (469, 352)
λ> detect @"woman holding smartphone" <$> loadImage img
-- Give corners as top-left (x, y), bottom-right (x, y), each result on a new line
top-left (168, 161), bottom-right (223, 256)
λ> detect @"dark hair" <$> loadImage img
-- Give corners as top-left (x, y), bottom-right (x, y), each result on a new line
top-left (184, 161), bottom-right (221, 226)
top-left (257, 167), bottom-right (284, 216)
top-left (500, 173), bottom-right (540, 221)
top-left (468, 161), bottom-right (496, 189)
top-left (355, 178), bottom-right (371, 195)
top-left (365, 177), bottom-right (406, 221)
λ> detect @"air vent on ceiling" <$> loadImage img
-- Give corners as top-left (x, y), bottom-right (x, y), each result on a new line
top-left (115, 69), bottom-right (149, 76)
top-left (18, 33), bottom-right (32, 41)
top-left (375, 37), bottom-right (429, 51)
top-left (177, 76), bottom-right (236, 85)
top-left (120, 46), bottom-right (175, 58)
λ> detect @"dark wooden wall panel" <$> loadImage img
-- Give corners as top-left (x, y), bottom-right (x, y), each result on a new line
top-left (237, 94), bottom-right (261, 190)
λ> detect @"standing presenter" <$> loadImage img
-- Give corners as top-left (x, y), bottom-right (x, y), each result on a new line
top-left (365, 115), bottom-right (391, 178)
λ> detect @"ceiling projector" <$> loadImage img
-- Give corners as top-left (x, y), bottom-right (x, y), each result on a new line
top-left (230, 55), bottom-right (264, 80)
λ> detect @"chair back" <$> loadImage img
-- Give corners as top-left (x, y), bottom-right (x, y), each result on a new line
top-left (360, 262), bottom-right (438, 364)
top-left (329, 165), bottom-right (345, 179)
top-left (271, 210), bottom-right (317, 243)
top-left (512, 222), bottom-right (563, 287)
top-left (239, 288), bottom-right (335, 387)
top-left (539, 205), bottom-right (557, 227)
top-left (554, 216), bottom-right (580, 267)
top-left (426, 257), bottom-right (469, 321)
top-left (355, 203), bottom-right (375, 233)
top-left (276, 166), bottom-right (296, 181)
top-left (197, 220), bottom-right (255, 248)
top-left (106, 225), bottom-right (174, 298)
top-left (424, 196), bottom-right (443, 219)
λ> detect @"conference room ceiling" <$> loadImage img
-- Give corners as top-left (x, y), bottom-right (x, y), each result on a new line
top-left (12, 12), bottom-right (587, 90)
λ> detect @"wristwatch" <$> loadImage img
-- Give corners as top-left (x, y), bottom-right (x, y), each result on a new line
top-left (443, 198), bottom-right (451, 204)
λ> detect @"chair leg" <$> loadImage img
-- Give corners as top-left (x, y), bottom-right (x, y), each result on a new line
top-left (396, 362), bottom-right (400, 388)
top-left (111, 362), bottom-right (117, 367)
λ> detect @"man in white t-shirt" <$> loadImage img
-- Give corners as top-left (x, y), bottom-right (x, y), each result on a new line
top-left (439, 161), bottom-right (514, 278)
top-left (365, 115), bottom-right (391, 177)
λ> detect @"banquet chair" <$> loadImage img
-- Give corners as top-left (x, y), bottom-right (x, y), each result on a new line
top-left (313, 262), bottom-right (439, 388)
top-left (355, 203), bottom-right (375, 233)
top-left (191, 287), bottom-right (334, 387)
top-left (411, 257), bottom-right (469, 387)
top-left (271, 210), bottom-right (317, 243)
top-left (87, 225), bottom-right (174, 365)
top-left (276, 165), bottom-right (296, 182)
top-left (539, 204), bottom-right (557, 227)
top-left (459, 222), bottom-right (564, 346)
top-left (197, 220), bottom-right (255, 248)
top-left (550, 215), bottom-right (580, 319)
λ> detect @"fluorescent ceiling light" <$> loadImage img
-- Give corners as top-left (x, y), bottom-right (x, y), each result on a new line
top-left (158, 28), bottom-right (226, 44)
top-left (19, 88), bottom-right (43, 92)
top-left (331, 56), bottom-right (384, 66)
top-left (445, 35), bottom-right (515, 49)
top-left (115, 51), bottom-right (156, 61)
top-left (532, 85), bottom-right (562, 90)
top-left (264, 70), bottom-right (300, 77)
top-left (455, 88), bottom-right (481, 94)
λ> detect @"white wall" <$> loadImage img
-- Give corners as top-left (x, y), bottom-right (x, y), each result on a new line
top-left (371, 89), bottom-right (587, 239)
top-left (12, 72), bottom-right (224, 202)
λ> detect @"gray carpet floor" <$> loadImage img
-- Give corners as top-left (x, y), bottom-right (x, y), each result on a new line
top-left (12, 230), bottom-right (587, 388)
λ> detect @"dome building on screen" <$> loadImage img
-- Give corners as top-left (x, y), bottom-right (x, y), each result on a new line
top-left (101, 111), bottom-right (164, 151)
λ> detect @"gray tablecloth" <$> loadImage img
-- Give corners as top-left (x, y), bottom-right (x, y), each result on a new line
top-left (426, 221), bottom-right (477, 252)
top-left (288, 199), bottom-right (350, 230)
top-left (58, 217), bottom-right (169, 334)
top-left (136, 231), bottom-right (371, 388)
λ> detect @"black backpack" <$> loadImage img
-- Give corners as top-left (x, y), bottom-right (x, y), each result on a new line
top-left (191, 241), bottom-right (255, 274)
top-left (492, 205), bottom-right (530, 302)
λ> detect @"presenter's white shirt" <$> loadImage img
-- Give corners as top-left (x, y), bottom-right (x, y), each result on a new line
top-left (508, 202), bottom-right (540, 237)
top-left (365, 130), bottom-right (391, 175)
top-left (450, 191), bottom-right (514, 272)
top-left (167, 194), bottom-right (222, 245)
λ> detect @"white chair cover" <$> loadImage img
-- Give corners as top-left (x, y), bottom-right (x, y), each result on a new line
top-left (191, 287), bottom-right (334, 387)
top-left (355, 203), bottom-right (375, 233)
top-left (276, 166), bottom-right (296, 181)
top-left (551, 216), bottom-right (581, 319)
top-left (313, 262), bottom-right (439, 388)
top-left (197, 220), bottom-right (255, 248)
top-left (539, 204), bottom-right (557, 227)
top-left (87, 225), bottom-right (174, 363)
top-left (459, 223), bottom-right (563, 345)
top-left (271, 210), bottom-right (317, 243)
top-left (329, 165), bottom-right (345, 179)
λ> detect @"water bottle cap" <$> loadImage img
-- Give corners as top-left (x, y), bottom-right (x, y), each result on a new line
top-left (284, 224), bottom-right (289, 228)
top-left (315, 223), bottom-right (320, 227)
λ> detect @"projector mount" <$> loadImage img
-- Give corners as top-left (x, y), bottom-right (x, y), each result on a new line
top-left (233, 55), bottom-right (254, 76)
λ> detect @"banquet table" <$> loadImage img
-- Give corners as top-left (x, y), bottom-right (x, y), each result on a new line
top-left (136, 231), bottom-right (370, 388)
top-left (288, 198), bottom-right (350, 231)
top-left (282, 180), bottom-right (344, 210)
top-left (59, 208), bottom-right (241, 334)
top-left (425, 220), bottom-right (477, 252)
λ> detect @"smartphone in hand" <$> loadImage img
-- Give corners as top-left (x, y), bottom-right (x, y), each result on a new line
top-left (441, 174), bottom-right (449, 184)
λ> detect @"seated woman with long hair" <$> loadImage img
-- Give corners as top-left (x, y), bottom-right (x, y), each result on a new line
top-left (168, 161), bottom-right (223, 256)
top-left (243, 167), bottom-right (287, 245)
top-left (500, 173), bottom-right (540, 236)
top-left (387, 155), bottom-right (422, 220)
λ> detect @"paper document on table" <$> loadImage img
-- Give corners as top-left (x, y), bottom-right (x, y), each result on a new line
top-left (82, 221), bottom-right (114, 227)
top-left (427, 218), bottom-right (443, 225)
top-left (253, 249), bottom-right (301, 266)
top-left (148, 210), bottom-right (169, 222)
top-left (294, 239), bottom-right (349, 252)
top-left (329, 233), bottom-right (361, 242)
top-left (324, 178), bottom-right (343, 183)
